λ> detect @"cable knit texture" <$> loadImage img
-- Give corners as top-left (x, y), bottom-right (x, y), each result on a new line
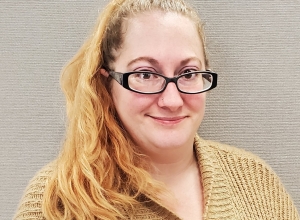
top-left (14, 136), bottom-right (299, 219)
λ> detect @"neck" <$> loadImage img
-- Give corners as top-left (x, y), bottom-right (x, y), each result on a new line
top-left (148, 146), bottom-right (203, 217)
top-left (149, 146), bottom-right (197, 185)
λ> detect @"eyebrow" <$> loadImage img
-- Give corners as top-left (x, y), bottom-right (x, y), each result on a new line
top-left (180, 57), bottom-right (203, 67)
top-left (127, 56), bottom-right (203, 68)
top-left (127, 56), bottom-right (159, 67)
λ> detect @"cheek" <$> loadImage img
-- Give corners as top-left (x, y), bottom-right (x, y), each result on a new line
top-left (111, 82), bottom-right (157, 115)
top-left (111, 82), bottom-right (131, 113)
top-left (185, 93), bottom-right (206, 111)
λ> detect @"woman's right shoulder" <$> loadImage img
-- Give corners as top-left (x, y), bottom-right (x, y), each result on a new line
top-left (14, 160), bottom-right (57, 220)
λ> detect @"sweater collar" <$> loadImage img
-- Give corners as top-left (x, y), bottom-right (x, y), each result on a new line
top-left (135, 135), bottom-right (235, 219)
top-left (194, 135), bottom-right (235, 219)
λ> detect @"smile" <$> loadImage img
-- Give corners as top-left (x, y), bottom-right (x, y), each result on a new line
top-left (147, 115), bottom-right (187, 125)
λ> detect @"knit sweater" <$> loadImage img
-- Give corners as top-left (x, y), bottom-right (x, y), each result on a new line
top-left (15, 136), bottom-right (299, 219)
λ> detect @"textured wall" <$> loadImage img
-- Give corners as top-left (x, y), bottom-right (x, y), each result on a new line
top-left (1, 0), bottom-right (299, 218)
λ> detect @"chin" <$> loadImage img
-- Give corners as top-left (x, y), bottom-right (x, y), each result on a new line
top-left (152, 137), bottom-right (192, 150)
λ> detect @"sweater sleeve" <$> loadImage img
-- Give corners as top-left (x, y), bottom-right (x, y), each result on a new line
top-left (14, 163), bottom-right (54, 220)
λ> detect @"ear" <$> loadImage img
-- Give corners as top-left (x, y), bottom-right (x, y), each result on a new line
top-left (100, 68), bottom-right (109, 77)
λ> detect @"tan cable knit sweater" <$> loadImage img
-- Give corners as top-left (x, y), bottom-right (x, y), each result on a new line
top-left (15, 137), bottom-right (299, 219)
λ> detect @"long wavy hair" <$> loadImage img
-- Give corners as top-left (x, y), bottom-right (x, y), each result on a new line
top-left (43, 0), bottom-right (208, 219)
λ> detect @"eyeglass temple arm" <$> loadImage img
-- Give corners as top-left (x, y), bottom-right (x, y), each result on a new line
top-left (108, 70), bottom-right (124, 85)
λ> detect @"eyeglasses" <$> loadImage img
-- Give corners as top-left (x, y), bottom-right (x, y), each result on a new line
top-left (107, 70), bottom-right (218, 94)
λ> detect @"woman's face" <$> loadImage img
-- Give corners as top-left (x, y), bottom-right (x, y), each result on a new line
top-left (109, 11), bottom-right (206, 158)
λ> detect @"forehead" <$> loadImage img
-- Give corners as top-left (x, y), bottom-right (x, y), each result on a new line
top-left (114, 10), bottom-right (204, 67)
top-left (123, 10), bottom-right (198, 38)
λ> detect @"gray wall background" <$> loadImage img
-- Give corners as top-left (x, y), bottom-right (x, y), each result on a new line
top-left (1, 0), bottom-right (299, 219)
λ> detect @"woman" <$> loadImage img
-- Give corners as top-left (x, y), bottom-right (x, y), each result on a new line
top-left (15, 0), bottom-right (299, 219)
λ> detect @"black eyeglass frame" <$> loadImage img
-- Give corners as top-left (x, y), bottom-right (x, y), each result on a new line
top-left (107, 69), bottom-right (218, 94)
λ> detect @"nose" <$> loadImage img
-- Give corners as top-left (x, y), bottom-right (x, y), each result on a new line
top-left (158, 82), bottom-right (183, 111)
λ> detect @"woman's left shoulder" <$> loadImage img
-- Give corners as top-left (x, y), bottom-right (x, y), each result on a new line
top-left (194, 135), bottom-right (271, 169)
top-left (194, 135), bottom-right (300, 219)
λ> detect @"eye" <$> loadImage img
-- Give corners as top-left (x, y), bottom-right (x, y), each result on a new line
top-left (179, 68), bottom-right (198, 79)
top-left (133, 71), bottom-right (160, 81)
top-left (179, 68), bottom-right (201, 81)
top-left (138, 72), bottom-right (152, 80)
top-left (182, 68), bottom-right (198, 74)
top-left (134, 67), bottom-right (158, 78)
top-left (181, 73), bottom-right (199, 81)
top-left (183, 73), bottom-right (194, 79)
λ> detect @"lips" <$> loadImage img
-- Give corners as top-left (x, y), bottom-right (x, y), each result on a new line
top-left (147, 115), bottom-right (187, 124)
